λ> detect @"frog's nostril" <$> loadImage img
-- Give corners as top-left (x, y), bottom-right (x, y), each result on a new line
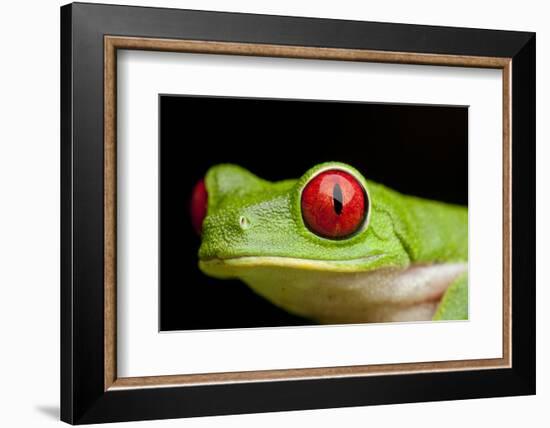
top-left (239, 216), bottom-right (250, 230)
top-left (190, 178), bottom-right (208, 235)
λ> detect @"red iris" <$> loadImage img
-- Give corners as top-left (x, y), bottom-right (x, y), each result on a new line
top-left (190, 178), bottom-right (208, 235)
top-left (301, 169), bottom-right (367, 239)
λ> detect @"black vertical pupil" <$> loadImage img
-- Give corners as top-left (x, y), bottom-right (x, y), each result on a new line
top-left (333, 183), bottom-right (343, 215)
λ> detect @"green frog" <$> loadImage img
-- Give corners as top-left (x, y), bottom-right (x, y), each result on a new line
top-left (191, 162), bottom-right (468, 324)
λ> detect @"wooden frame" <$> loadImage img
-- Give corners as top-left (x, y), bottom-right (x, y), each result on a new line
top-left (62, 2), bottom-right (535, 424)
top-left (104, 35), bottom-right (512, 390)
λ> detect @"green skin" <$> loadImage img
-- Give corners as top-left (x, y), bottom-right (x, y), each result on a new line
top-left (198, 162), bottom-right (468, 324)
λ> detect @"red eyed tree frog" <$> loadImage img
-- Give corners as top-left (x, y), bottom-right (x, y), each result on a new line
top-left (191, 162), bottom-right (468, 324)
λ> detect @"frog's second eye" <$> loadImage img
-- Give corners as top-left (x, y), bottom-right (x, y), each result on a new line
top-left (190, 178), bottom-right (208, 235)
top-left (301, 169), bottom-right (368, 239)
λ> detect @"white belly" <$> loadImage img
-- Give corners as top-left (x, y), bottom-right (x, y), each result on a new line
top-left (240, 262), bottom-right (467, 323)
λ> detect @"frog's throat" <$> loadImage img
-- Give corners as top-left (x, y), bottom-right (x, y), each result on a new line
top-left (199, 254), bottom-right (386, 275)
top-left (199, 257), bottom-right (467, 324)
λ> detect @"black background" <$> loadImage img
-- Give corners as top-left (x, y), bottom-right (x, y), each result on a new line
top-left (160, 95), bottom-right (467, 331)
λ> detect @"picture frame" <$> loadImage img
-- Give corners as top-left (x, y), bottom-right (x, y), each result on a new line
top-left (60, 2), bottom-right (535, 424)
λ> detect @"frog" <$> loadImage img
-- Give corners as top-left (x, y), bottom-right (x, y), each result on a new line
top-left (190, 162), bottom-right (468, 324)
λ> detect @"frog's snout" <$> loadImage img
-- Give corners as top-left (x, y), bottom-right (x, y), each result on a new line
top-left (190, 177), bottom-right (208, 235)
top-left (198, 209), bottom-right (255, 261)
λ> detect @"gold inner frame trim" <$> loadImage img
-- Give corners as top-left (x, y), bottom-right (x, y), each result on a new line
top-left (104, 35), bottom-right (512, 391)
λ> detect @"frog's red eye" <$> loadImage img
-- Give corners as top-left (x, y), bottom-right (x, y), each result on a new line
top-left (190, 178), bottom-right (208, 235)
top-left (301, 169), bottom-right (368, 239)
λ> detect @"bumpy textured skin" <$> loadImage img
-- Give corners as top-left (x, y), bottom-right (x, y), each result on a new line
top-left (433, 273), bottom-right (468, 320)
top-left (198, 162), bottom-right (468, 322)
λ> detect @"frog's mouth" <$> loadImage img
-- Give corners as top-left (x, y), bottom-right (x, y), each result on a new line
top-left (199, 254), bottom-right (387, 276)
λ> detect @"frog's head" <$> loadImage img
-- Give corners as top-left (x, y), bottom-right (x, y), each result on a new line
top-left (193, 162), bottom-right (409, 279)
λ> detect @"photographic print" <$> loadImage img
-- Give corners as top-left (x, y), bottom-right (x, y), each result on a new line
top-left (61, 5), bottom-right (534, 422)
top-left (159, 95), bottom-right (468, 330)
